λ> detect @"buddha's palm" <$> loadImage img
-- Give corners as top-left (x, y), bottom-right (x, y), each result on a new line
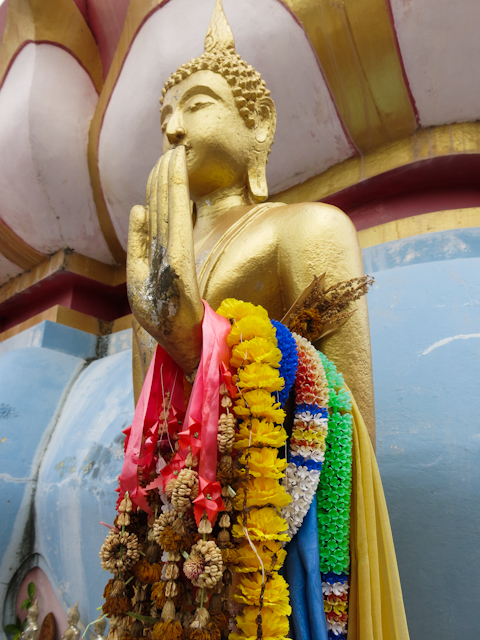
top-left (127, 146), bottom-right (204, 375)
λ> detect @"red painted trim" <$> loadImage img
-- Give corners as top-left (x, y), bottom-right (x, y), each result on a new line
top-left (85, 0), bottom-right (130, 79)
top-left (0, 271), bottom-right (129, 332)
top-left (385, 0), bottom-right (420, 125)
top-left (348, 186), bottom-right (480, 232)
top-left (73, 0), bottom-right (88, 23)
top-left (323, 154), bottom-right (480, 230)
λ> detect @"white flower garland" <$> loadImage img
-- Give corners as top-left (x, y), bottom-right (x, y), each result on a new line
top-left (281, 334), bottom-right (330, 538)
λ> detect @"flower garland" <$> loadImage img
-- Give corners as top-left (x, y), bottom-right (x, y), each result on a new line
top-left (98, 305), bottom-right (236, 640)
top-left (270, 320), bottom-right (298, 407)
top-left (97, 293), bottom-right (359, 640)
top-left (216, 299), bottom-right (292, 640)
top-left (281, 334), bottom-right (329, 537)
top-left (147, 357), bottom-right (239, 640)
top-left (316, 352), bottom-right (353, 640)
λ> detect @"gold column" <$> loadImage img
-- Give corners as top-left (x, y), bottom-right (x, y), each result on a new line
top-left (280, 0), bottom-right (417, 152)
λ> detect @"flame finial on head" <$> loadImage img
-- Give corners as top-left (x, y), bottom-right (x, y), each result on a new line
top-left (204, 0), bottom-right (235, 53)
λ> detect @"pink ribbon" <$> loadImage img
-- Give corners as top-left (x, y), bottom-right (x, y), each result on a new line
top-left (178, 420), bottom-right (202, 457)
top-left (118, 301), bottom-right (230, 520)
top-left (221, 362), bottom-right (238, 398)
top-left (183, 301), bottom-right (231, 481)
top-left (117, 345), bottom-right (184, 513)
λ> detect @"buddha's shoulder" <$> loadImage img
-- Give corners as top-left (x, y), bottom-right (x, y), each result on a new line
top-left (260, 201), bottom-right (356, 233)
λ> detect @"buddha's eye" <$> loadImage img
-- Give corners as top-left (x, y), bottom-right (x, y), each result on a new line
top-left (186, 99), bottom-right (214, 113)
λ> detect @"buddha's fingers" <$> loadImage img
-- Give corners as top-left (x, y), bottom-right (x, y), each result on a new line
top-left (145, 163), bottom-right (156, 210)
top-left (127, 205), bottom-right (150, 291)
top-left (147, 158), bottom-right (162, 253)
top-left (156, 150), bottom-right (173, 245)
top-left (167, 147), bottom-right (195, 271)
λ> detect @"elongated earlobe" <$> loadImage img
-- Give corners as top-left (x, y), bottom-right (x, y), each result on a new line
top-left (247, 163), bottom-right (268, 203)
top-left (247, 96), bottom-right (276, 203)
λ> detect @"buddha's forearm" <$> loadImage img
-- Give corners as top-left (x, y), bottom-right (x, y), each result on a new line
top-left (132, 319), bottom-right (156, 405)
top-left (277, 203), bottom-right (376, 444)
top-left (319, 297), bottom-right (376, 444)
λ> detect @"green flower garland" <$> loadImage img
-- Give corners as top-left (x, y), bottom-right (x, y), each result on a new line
top-left (316, 352), bottom-right (353, 575)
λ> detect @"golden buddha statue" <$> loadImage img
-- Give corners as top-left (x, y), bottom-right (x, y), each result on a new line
top-left (127, 0), bottom-right (375, 441)
top-left (124, 2), bottom-right (409, 638)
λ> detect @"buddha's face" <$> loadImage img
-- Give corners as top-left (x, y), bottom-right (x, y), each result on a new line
top-left (160, 70), bottom-right (260, 200)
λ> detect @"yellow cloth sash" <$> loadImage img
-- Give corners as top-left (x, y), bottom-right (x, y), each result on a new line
top-left (348, 391), bottom-right (410, 640)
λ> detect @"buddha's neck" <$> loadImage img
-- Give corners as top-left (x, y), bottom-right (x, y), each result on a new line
top-left (194, 186), bottom-right (251, 236)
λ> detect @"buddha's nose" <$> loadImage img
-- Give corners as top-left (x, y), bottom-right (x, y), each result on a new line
top-left (166, 121), bottom-right (186, 145)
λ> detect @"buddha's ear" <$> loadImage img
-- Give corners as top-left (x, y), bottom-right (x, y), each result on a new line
top-left (247, 96), bottom-right (276, 203)
top-left (254, 96), bottom-right (276, 146)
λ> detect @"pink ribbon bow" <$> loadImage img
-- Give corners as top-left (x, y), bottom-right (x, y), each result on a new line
top-left (193, 477), bottom-right (225, 525)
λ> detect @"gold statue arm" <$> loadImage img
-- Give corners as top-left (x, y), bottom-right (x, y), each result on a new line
top-left (277, 203), bottom-right (376, 441)
top-left (127, 146), bottom-right (204, 385)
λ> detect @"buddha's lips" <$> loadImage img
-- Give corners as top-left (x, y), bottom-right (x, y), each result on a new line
top-left (171, 143), bottom-right (191, 152)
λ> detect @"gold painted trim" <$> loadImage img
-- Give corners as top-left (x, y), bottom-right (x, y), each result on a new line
top-left (87, 128), bottom-right (128, 264)
top-left (270, 122), bottom-right (480, 205)
top-left (0, 219), bottom-right (46, 270)
top-left (357, 207), bottom-right (480, 249)
top-left (0, 0), bottom-right (103, 92)
top-left (0, 249), bottom-right (126, 307)
top-left (113, 314), bottom-right (133, 333)
top-left (0, 305), bottom-right (132, 343)
top-left (60, 251), bottom-right (127, 287)
top-left (87, 0), bottom-right (167, 265)
top-left (279, 0), bottom-right (417, 152)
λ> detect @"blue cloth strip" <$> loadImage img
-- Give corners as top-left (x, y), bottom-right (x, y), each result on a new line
top-left (285, 496), bottom-right (328, 640)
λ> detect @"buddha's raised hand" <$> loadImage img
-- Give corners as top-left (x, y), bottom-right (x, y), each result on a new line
top-left (127, 146), bottom-right (204, 375)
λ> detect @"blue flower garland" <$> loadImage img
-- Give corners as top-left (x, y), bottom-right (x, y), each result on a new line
top-left (271, 319), bottom-right (298, 406)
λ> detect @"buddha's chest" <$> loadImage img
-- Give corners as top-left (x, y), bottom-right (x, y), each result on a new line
top-left (194, 219), bottom-right (285, 319)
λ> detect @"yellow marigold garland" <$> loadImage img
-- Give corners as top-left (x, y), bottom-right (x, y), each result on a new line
top-left (234, 541), bottom-right (287, 573)
top-left (230, 338), bottom-right (282, 370)
top-left (235, 419), bottom-right (287, 450)
top-left (231, 507), bottom-right (291, 543)
top-left (216, 299), bottom-right (291, 640)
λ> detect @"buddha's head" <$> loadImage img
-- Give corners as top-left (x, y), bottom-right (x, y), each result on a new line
top-left (159, 0), bottom-right (276, 203)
